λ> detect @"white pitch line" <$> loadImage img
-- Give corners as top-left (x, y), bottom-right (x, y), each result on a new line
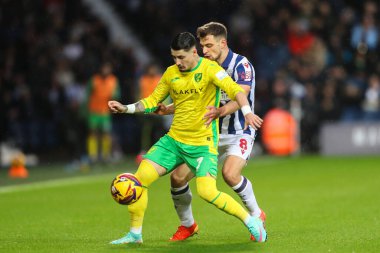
top-left (0, 159), bottom-right (285, 194)
top-left (0, 173), bottom-right (117, 194)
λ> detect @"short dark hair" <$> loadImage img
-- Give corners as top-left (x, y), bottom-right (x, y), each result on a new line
top-left (196, 22), bottom-right (227, 39)
top-left (171, 32), bottom-right (196, 51)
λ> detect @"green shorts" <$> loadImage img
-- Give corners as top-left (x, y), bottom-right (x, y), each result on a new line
top-left (88, 113), bottom-right (111, 132)
top-left (143, 135), bottom-right (218, 177)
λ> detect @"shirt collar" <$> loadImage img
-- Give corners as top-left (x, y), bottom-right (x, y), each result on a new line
top-left (221, 49), bottom-right (233, 69)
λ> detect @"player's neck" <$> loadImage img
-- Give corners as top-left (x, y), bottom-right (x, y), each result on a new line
top-left (190, 55), bottom-right (201, 69)
top-left (217, 47), bottom-right (229, 66)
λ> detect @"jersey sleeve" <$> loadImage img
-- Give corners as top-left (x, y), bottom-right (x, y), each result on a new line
top-left (235, 59), bottom-right (255, 86)
top-left (208, 64), bottom-right (244, 101)
top-left (140, 70), bottom-right (170, 113)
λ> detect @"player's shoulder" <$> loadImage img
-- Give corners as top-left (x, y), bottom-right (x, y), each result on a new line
top-left (156, 65), bottom-right (178, 84)
top-left (233, 55), bottom-right (255, 79)
top-left (165, 65), bottom-right (179, 73)
top-left (202, 58), bottom-right (224, 76)
top-left (235, 53), bottom-right (254, 69)
top-left (202, 58), bottom-right (220, 68)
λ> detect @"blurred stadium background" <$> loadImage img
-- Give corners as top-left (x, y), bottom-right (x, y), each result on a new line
top-left (1, 0), bottom-right (379, 166)
top-left (1, 0), bottom-right (380, 252)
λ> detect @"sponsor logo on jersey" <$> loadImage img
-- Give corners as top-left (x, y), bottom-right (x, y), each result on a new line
top-left (245, 71), bottom-right (252, 80)
top-left (241, 61), bottom-right (252, 81)
top-left (194, 73), bottom-right (202, 82)
top-left (238, 71), bottom-right (246, 80)
top-left (172, 87), bottom-right (204, 95)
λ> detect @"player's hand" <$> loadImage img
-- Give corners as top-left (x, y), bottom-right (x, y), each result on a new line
top-left (244, 113), bottom-right (263, 130)
top-left (154, 103), bottom-right (170, 115)
top-left (108, 100), bottom-right (127, 113)
top-left (203, 106), bottom-right (221, 127)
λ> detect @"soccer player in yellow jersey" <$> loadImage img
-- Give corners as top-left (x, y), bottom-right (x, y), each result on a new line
top-left (159, 22), bottom-right (266, 242)
top-left (108, 32), bottom-right (267, 244)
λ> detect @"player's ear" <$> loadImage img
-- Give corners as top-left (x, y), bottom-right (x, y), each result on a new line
top-left (220, 38), bottom-right (227, 49)
top-left (193, 47), bottom-right (198, 55)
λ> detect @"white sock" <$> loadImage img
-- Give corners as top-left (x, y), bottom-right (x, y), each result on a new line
top-left (130, 226), bottom-right (142, 234)
top-left (171, 183), bottom-right (195, 227)
top-left (232, 176), bottom-right (261, 217)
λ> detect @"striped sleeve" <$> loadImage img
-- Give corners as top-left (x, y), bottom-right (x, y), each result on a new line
top-left (234, 58), bottom-right (255, 86)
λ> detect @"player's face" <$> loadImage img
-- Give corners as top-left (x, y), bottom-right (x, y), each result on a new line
top-left (171, 47), bottom-right (198, 72)
top-left (199, 35), bottom-right (226, 63)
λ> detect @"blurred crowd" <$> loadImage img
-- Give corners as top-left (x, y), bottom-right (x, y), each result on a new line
top-left (0, 0), bottom-right (139, 161)
top-left (115, 0), bottom-right (380, 152)
top-left (1, 0), bottom-right (379, 161)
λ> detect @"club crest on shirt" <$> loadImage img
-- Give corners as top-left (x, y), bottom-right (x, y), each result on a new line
top-left (194, 73), bottom-right (202, 82)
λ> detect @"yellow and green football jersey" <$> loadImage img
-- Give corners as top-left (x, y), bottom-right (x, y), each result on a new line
top-left (141, 57), bottom-right (244, 154)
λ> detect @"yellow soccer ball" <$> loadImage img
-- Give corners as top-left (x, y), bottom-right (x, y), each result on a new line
top-left (110, 173), bottom-right (143, 205)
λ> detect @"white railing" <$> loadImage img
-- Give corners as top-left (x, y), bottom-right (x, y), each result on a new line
top-left (82, 0), bottom-right (152, 67)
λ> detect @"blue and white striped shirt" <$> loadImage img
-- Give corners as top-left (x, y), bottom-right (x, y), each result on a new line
top-left (219, 49), bottom-right (256, 137)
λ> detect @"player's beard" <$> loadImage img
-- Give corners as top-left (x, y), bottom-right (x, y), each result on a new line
top-left (206, 51), bottom-right (222, 64)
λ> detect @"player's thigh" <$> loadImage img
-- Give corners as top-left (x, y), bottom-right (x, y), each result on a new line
top-left (218, 143), bottom-right (228, 166)
top-left (181, 148), bottom-right (218, 178)
top-left (222, 155), bottom-right (247, 176)
top-left (219, 135), bottom-right (254, 174)
top-left (219, 134), bottom-right (255, 161)
top-left (143, 135), bottom-right (184, 174)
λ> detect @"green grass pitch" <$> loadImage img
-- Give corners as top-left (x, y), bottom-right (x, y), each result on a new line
top-left (1, 156), bottom-right (379, 253)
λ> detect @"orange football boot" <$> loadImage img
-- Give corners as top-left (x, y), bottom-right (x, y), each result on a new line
top-left (170, 223), bottom-right (199, 241)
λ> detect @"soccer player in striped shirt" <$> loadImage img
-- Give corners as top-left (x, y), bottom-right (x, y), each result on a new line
top-left (165, 22), bottom-right (267, 241)
top-left (108, 32), bottom-right (267, 244)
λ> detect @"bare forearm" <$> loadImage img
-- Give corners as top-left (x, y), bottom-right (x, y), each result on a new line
top-left (234, 91), bottom-right (249, 109)
top-left (218, 101), bottom-right (240, 117)
top-left (234, 91), bottom-right (254, 117)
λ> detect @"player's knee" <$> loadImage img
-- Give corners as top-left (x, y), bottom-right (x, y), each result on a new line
top-left (196, 181), bottom-right (218, 202)
top-left (134, 160), bottom-right (160, 186)
top-left (170, 170), bottom-right (188, 188)
top-left (222, 167), bottom-right (241, 186)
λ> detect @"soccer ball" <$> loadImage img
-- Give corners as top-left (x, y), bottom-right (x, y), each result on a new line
top-left (110, 173), bottom-right (143, 205)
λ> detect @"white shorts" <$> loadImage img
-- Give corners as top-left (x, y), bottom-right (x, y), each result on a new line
top-left (218, 134), bottom-right (255, 163)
